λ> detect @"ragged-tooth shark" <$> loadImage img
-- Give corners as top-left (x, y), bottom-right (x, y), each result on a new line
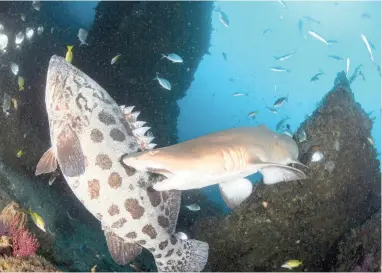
top-left (35, 55), bottom-right (208, 272)
top-left (122, 126), bottom-right (307, 209)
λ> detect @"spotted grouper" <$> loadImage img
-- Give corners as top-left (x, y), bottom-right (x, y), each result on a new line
top-left (35, 55), bottom-right (208, 271)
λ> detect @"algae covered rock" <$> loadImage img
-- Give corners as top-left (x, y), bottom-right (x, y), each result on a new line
top-left (192, 72), bottom-right (381, 271)
top-left (331, 210), bottom-right (381, 272)
top-left (0, 255), bottom-right (59, 272)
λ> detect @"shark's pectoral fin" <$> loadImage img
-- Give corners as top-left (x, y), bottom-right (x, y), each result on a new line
top-left (259, 164), bottom-right (306, 184)
top-left (35, 147), bottom-right (58, 176)
top-left (105, 231), bottom-right (142, 265)
top-left (56, 124), bottom-right (86, 177)
top-left (219, 178), bottom-right (253, 209)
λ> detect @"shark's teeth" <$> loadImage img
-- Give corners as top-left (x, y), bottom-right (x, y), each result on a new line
top-left (123, 106), bottom-right (135, 114)
top-left (133, 127), bottom-right (151, 137)
top-left (130, 111), bottom-right (140, 120)
top-left (146, 143), bottom-right (157, 150)
top-left (142, 136), bottom-right (155, 144)
top-left (133, 121), bottom-right (147, 128)
top-left (119, 105), bottom-right (126, 111)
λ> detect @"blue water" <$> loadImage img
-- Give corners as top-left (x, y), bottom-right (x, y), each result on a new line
top-left (177, 1), bottom-right (381, 208)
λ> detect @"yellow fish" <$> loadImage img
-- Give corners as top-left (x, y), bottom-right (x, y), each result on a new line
top-left (18, 76), bottom-right (24, 91)
top-left (281, 259), bottom-right (302, 270)
top-left (12, 98), bottom-right (18, 110)
top-left (65, 45), bottom-right (73, 64)
top-left (27, 208), bottom-right (46, 232)
top-left (16, 149), bottom-right (23, 158)
top-left (90, 265), bottom-right (97, 272)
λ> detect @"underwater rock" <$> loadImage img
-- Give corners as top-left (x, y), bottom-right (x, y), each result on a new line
top-left (330, 210), bottom-right (381, 272)
top-left (192, 71), bottom-right (381, 271)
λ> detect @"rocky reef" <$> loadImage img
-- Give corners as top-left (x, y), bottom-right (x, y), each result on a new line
top-left (0, 1), bottom-right (213, 271)
top-left (192, 71), bottom-right (381, 272)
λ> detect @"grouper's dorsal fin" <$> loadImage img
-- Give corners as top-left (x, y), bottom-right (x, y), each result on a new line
top-left (56, 124), bottom-right (86, 177)
top-left (105, 231), bottom-right (142, 265)
top-left (119, 105), bottom-right (157, 151)
top-left (35, 147), bottom-right (58, 176)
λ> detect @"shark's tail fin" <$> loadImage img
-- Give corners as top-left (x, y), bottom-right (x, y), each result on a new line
top-left (155, 239), bottom-right (209, 272)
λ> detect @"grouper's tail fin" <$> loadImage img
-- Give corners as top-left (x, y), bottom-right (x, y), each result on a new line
top-left (155, 239), bottom-right (209, 272)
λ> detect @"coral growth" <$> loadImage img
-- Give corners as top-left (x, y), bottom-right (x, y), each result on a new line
top-left (10, 216), bottom-right (40, 257)
top-left (0, 201), bottom-right (27, 230)
top-left (0, 255), bottom-right (59, 272)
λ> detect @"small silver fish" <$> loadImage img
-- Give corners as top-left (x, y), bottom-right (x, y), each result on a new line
top-left (273, 52), bottom-right (295, 62)
top-left (328, 55), bottom-right (343, 61)
top-left (186, 204), bottom-right (200, 211)
top-left (78, 28), bottom-right (88, 46)
top-left (154, 73), bottom-right (171, 90)
top-left (308, 31), bottom-right (329, 45)
top-left (263, 28), bottom-right (272, 35)
top-left (219, 11), bottom-right (229, 27)
top-left (26, 27), bottom-right (34, 40)
top-left (10, 62), bottom-right (19, 76)
top-left (297, 130), bottom-right (306, 142)
top-left (273, 96), bottom-right (288, 108)
top-left (20, 14), bottom-right (26, 22)
top-left (304, 16), bottom-right (320, 24)
top-left (32, 1), bottom-right (41, 11)
top-left (15, 31), bottom-right (25, 46)
top-left (266, 106), bottom-right (278, 114)
top-left (276, 117), bottom-right (290, 131)
top-left (2, 93), bottom-right (11, 115)
top-left (360, 34), bottom-right (374, 62)
top-left (37, 26), bottom-right (44, 35)
top-left (346, 57), bottom-right (350, 76)
top-left (232, 92), bottom-right (248, 97)
top-left (0, 33), bottom-right (8, 51)
top-left (270, 66), bottom-right (290, 73)
top-left (311, 72), bottom-right (324, 82)
top-left (175, 232), bottom-right (188, 240)
top-left (248, 111), bottom-right (259, 118)
top-left (0, 24), bottom-right (4, 33)
top-left (161, 53), bottom-right (183, 63)
top-left (111, 54), bottom-right (121, 65)
top-left (311, 150), bottom-right (324, 162)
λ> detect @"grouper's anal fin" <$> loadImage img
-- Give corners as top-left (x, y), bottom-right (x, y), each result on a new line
top-left (105, 231), bottom-right (142, 265)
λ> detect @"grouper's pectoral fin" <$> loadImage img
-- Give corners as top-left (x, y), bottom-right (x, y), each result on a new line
top-left (219, 178), bottom-right (253, 209)
top-left (105, 231), bottom-right (142, 265)
top-left (56, 124), bottom-right (86, 177)
top-left (35, 147), bottom-right (58, 176)
top-left (257, 163), bottom-right (307, 184)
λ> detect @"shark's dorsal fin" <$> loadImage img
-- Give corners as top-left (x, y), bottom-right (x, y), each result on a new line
top-left (35, 147), bottom-right (58, 176)
top-left (105, 231), bottom-right (142, 265)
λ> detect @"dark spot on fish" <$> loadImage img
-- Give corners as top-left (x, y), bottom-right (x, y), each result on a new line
top-left (137, 240), bottom-right (146, 245)
top-left (123, 165), bottom-right (136, 176)
top-left (161, 192), bottom-right (169, 202)
top-left (110, 128), bottom-right (126, 142)
top-left (129, 184), bottom-right (134, 191)
top-left (149, 248), bottom-right (155, 252)
top-left (155, 254), bottom-right (162, 258)
top-left (129, 142), bottom-right (140, 151)
top-left (157, 262), bottom-right (163, 266)
top-left (177, 260), bottom-right (182, 265)
top-left (125, 232), bottom-right (137, 239)
top-left (98, 110), bottom-right (116, 125)
top-left (159, 240), bottom-right (168, 250)
top-left (120, 118), bottom-right (134, 136)
top-left (75, 93), bottom-right (92, 112)
top-left (108, 204), bottom-right (120, 216)
top-left (165, 207), bottom-right (169, 216)
top-left (176, 249), bottom-right (182, 257)
top-left (95, 154), bottom-right (112, 170)
top-left (142, 224), bottom-right (157, 239)
top-left (124, 199), bottom-right (145, 219)
top-left (148, 172), bottom-right (167, 184)
top-left (137, 177), bottom-right (147, 188)
top-left (160, 205), bottom-right (164, 210)
top-left (90, 129), bottom-right (103, 143)
top-left (170, 236), bottom-right (177, 245)
top-left (88, 179), bottom-right (100, 200)
top-left (111, 218), bottom-right (127, 228)
top-left (158, 216), bottom-right (169, 228)
top-left (108, 172), bottom-right (122, 189)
